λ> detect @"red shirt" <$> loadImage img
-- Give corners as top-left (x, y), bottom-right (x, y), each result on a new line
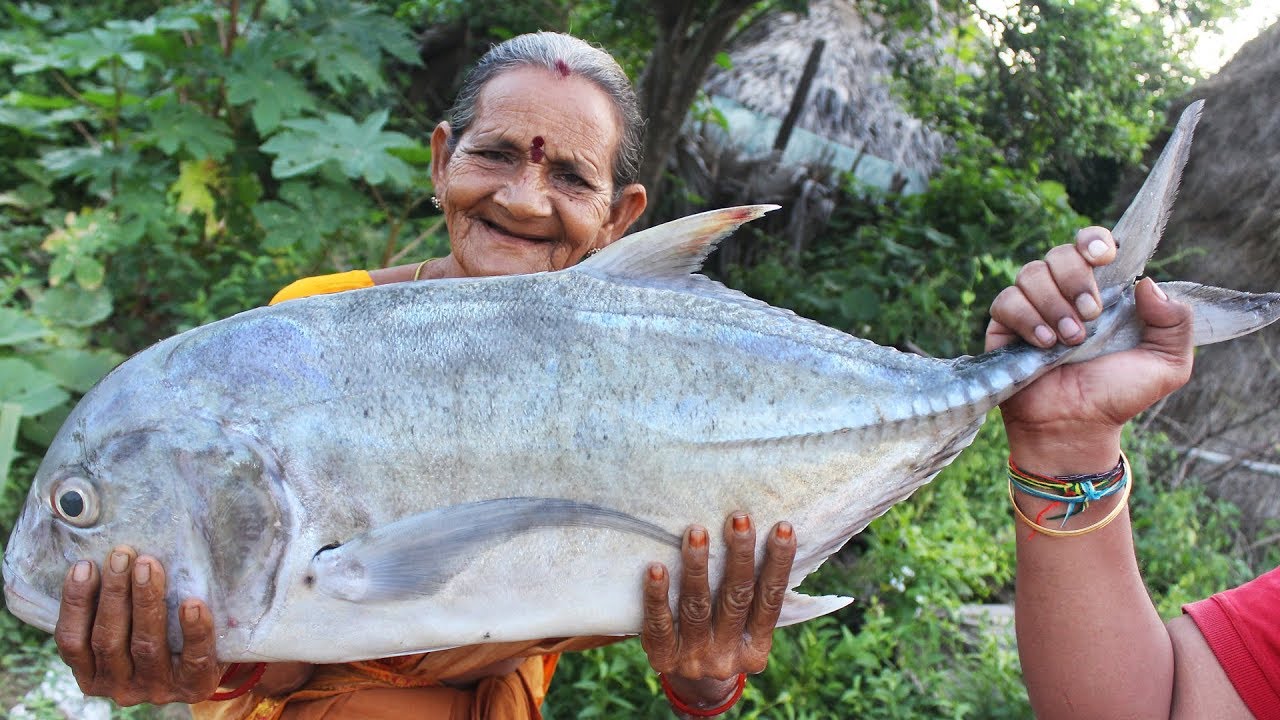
top-left (1185, 565), bottom-right (1280, 718)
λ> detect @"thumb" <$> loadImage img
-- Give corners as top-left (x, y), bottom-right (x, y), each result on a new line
top-left (1134, 278), bottom-right (1194, 375)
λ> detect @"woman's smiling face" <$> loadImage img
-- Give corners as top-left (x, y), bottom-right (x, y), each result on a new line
top-left (430, 66), bottom-right (646, 278)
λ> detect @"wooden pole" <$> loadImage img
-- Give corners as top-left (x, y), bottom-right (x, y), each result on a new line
top-left (774, 38), bottom-right (826, 153)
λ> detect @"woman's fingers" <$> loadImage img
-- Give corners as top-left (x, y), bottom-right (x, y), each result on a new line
top-left (640, 563), bottom-right (678, 674)
top-left (713, 513), bottom-right (756, 642)
top-left (91, 547), bottom-right (138, 690)
top-left (128, 556), bottom-right (174, 696)
top-left (55, 559), bottom-right (100, 691)
top-left (747, 522), bottom-right (795, 658)
top-left (173, 600), bottom-right (220, 702)
top-left (677, 526), bottom-right (713, 651)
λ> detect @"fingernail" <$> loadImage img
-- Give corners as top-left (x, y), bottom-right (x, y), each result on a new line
top-left (689, 528), bottom-right (707, 549)
top-left (1075, 294), bottom-right (1099, 318)
top-left (72, 560), bottom-right (91, 582)
top-left (648, 563), bottom-right (666, 581)
top-left (775, 522), bottom-right (793, 540)
top-left (1057, 317), bottom-right (1081, 339)
top-left (732, 513), bottom-right (750, 533)
top-left (133, 560), bottom-right (151, 586)
top-left (183, 603), bottom-right (200, 623)
top-left (1034, 325), bottom-right (1056, 346)
top-left (109, 551), bottom-right (129, 574)
top-left (1153, 282), bottom-right (1168, 301)
top-left (1087, 239), bottom-right (1108, 260)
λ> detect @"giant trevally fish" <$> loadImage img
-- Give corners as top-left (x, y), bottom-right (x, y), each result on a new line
top-left (5, 102), bottom-right (1279, 663)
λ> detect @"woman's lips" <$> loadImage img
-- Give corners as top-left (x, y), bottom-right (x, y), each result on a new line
top-left (480, 218), bottom-right (551, 243)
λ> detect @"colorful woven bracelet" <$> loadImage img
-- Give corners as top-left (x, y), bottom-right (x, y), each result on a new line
top-left (660, 672), bottom-right (746, 717)
top-left (1008, 453), bottom-right (1133, 538)
top-left (1008, 454), bottom-right (1126, 526)
top-left (209, 662), bottom-right (267, 701)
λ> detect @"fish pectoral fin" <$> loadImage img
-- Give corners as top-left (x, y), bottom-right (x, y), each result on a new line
top-left (576, 205), bottom-right (777, 280)
top-left (777, 591), bottom-right (854, 627)
top-left (307, 497), bottom-right (680, 603)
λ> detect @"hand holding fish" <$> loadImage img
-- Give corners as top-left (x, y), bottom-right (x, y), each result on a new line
top-left (54, 548), bottom-right (219, 706)
top-left (986, 225), bottom-right (1194, 472)
top-left (640, 514), bottom-right (796, 709)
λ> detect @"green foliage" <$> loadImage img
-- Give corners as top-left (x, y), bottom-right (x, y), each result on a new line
top-left (732, 152), bottom-right (1085, 357)
top-left (868, 0), bottom-right (1244, 216)
top-left (0, 0), bottom-right (442, 498)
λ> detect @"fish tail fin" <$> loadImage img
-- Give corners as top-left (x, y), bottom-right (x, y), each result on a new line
top-left (1096, 100), bottom-right (1202, 304)
top-left (1162, 282), bottom-right (1280, 347)
top-left (1060, 99), bottom-right (1280, 364)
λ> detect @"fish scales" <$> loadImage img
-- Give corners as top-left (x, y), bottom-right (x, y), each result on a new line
top-left (6, 101), bottom-right (1280, 662)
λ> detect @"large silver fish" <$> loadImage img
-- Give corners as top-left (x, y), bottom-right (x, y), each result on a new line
top-left (4, 102), bottom-right (1279, 663)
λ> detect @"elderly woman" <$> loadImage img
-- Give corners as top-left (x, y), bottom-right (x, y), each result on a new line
top-left (53, 32), bottom-right (794, 720)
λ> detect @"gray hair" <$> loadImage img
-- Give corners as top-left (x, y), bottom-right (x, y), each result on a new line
top-left (446, 32), bottom-right (645, 195)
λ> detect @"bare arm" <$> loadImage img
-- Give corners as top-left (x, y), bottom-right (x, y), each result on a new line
top-left (987, 227), bottom-right (1250, 719)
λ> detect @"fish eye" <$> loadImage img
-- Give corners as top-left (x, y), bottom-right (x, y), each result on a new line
top-left (50, 477), bottom-right (100, 528)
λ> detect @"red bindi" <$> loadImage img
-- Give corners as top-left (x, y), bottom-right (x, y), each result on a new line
top-left (530, 136), bottom-right (545, 163)
top-left (554, 59), bottom-right (571, 78)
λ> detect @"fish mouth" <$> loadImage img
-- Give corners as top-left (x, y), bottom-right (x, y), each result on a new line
top-left (2, 559), bottom-right (59, 633)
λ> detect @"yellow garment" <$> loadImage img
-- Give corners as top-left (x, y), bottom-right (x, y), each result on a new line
top-left (269, 270), bottom-right (374, 306)
top-left (192, 269), bottom-right (623, 720)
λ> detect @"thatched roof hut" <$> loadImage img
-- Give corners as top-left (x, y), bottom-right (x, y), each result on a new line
top-left (666, 1), bottom-right (950, 268)
top-left (703, 0), bottom-right (948, 186)
top-left (1117, 21), bottom-right (1280, 529)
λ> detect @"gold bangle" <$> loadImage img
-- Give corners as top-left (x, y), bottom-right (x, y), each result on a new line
top-left (1009, 453), bottom-right (1133, 538)
top-left (412, 258), bottom-right (432, 281)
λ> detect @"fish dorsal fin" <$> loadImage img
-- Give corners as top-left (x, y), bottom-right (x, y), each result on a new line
top-left (575, 205), bottom-right (778, 281)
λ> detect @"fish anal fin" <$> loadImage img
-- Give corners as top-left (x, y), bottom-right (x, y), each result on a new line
top-left (777, 591), bottom-right (854, 627)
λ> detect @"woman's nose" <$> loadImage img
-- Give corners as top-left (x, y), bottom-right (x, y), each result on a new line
top-left (494, 164), bottom-right (552, 218)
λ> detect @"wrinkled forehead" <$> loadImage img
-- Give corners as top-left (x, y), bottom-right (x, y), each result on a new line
top-left (468, 67), bottom-right (622, 165)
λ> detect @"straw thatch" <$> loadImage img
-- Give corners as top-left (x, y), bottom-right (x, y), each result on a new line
top-left (1115, 21), bottom-right (1280, 529)
top-left (704, 0), bottom-right (949, 178)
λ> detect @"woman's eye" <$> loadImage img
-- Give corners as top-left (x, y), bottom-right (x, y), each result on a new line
top-left (50, 477), bottom-right (100, 528)
top-left (557, 173), bottom-right (589, 188)
top-left (476, 150), bottom-right (511, 162)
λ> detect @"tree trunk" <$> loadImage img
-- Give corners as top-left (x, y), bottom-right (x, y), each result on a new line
top-left (634, 0), bottom-right (759, 227)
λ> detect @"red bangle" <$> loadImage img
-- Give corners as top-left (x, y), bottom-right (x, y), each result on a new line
top-left (209, 662), bottom-right (267, 701)
top-left (660, 672), bottom-right (746, 717)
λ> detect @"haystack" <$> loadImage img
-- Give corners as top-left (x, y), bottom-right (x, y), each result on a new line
top-left (1116, 21), bottom-right (1280, 529)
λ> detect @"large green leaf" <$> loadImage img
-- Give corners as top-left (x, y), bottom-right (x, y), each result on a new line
top-left (261, 110), bottom-right (414, 186)
top-left (20, 404), bottom-right (71, 449)
top-left (146, 103), bottom-right (234, 160)
top-left (31, 286), bottom-right (113, 328)
top-left (0, 358), bottom-right (69, 417)
top-left (0, 309), bottom-right (47, 346)
top-left (29, 348), bottom-right (122, 394)
top-left (225, 35), bottom-right (317, 134)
